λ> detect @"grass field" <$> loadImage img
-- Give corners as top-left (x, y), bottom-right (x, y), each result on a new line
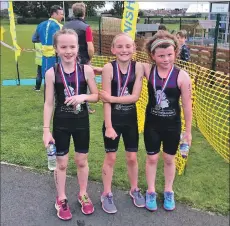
top-left (1, 22), bottom-right (229, 215)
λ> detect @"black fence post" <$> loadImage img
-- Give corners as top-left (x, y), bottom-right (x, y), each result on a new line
top-left (99, 16), bottom-right (102, 55)
top-left (211, 13), bottom-right (221, 71)
top-left (179, 17), bottom-right (182, 30)
top-left (147, 16), bottom-right (150, 24)
top-left (160, 17), bottom-right (163, 24)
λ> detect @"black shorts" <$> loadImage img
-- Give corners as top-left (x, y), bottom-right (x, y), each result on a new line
top-left (53, 117), bottom-right (89, 156)
top-left (102, 123), bottom-right (139, 153)
top-left (144, 123), bottom-right (181, 156)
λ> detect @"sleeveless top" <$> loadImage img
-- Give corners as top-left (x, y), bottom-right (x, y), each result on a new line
top-left (53, 63), bottom-right (88, 119)
top-left (110, 60), bottom-right (137, 125)
top-left (145, 65), bottom-right (181, 129)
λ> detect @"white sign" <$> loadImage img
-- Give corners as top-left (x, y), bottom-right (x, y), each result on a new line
top-left (211, 3), bottom-right (229, 13)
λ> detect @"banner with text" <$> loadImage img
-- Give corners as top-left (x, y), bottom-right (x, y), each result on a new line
top-left (121, 1), bottom-right (139, 40)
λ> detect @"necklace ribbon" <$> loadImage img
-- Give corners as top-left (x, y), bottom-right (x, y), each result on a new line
top-left (152, 65), bottom-right (174, 105)
top-left (59, 61), bottom-right (79, 97)
top-left (116, 61), bottom-right (132, 97)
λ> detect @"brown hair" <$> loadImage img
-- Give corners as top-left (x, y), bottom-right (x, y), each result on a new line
top-left (176, 30), bottom-right (188, 39)
top-left (111, 32), bottom-right (134, 48)
top-left (72, 2), bottom-right (86, 18)
top-left (158, 24), bottom-right (167, 31)
top-left (53, 29), bottom-right (78, 47)
top-left (145, 30), bottom-right (179, 62)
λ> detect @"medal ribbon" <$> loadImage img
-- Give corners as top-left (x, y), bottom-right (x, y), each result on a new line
top-left (152, 65), bottom-right (174, 105)
top-left (116, 61), bottom-right (132, 97)
top-left (59, 61), bottom-right (79, 97)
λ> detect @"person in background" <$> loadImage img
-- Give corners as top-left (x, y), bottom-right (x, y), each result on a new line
top-left (32, 5), bottom-right (63, 80)
top-left (176, 30), bottom-right (190, 62)
top-left (63, 2), bottom-right (95, 114)
top-left (158, 24), bottom-right (167, 31)
top-left (32, 35), bottom-right (42, 91)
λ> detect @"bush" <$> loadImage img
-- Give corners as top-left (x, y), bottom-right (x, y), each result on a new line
top-left (17, 17), bottom-right (48, 24)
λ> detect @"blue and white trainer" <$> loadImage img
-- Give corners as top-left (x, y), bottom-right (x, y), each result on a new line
top-left (163, 191), bottom-right (175, 211)
top-left (145, 191), bottom-right (157, 211)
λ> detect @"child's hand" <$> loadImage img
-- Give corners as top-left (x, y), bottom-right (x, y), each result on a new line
top-left (105, 127), bottom-right (118, 140)
top-left (43, 130), bottom-right (55, 148)
top-left (64, 95), bottom-right (86, 106)
top-left (99, 90), bottom-right (112, 103)
top-left (184, 131), bottom-right (192, 146)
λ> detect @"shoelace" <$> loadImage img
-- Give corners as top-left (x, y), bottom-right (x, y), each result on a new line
top-left (61, 199), bottom-right (68, 211)
top-left (107, 195), bottom-right (113, 204)
top-left (81, 195), bottom-right (90, 205)
top-left (166, 193), bottom-right (173, 202)
top-left (149, 193), bottom-right (156, 201)
top-left (134, 189), bottom-right (143, 199)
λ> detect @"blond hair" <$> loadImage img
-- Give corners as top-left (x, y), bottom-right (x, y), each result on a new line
top-left (53, 29), bottom-right (78, 47)
top-left (145, 30), bottom-right (179, 62)
top-left (176, 30), bottom-right (188, 38)
top-left (72, 2), bottom-right (86, 18)
top-left (111, 32), bottom-right (134, 48)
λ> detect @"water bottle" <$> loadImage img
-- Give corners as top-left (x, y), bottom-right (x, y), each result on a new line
top-left (46, 142), bottom-right (56, 171)
top-left (180, 133), bottom-right (190, 159)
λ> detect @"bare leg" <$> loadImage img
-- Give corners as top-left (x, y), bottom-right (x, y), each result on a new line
top-left (163, 152), bottom-right (176, 192)
top-left (146, 154), bottom-right (159, 193)
top-left (54, 154), bottom-right (69, 200)
top-left (126, 152), bottom-right (138, 190)
top-left (74, 153), bottom-right (89, 196)
top-left (102, 152), bottom-right (116, 194)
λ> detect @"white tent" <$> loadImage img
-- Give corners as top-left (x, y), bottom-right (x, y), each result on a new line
top-left (186, 3), bottom-right (210, 13)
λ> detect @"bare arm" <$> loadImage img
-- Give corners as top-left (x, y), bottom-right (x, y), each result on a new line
top-left (109, 62), bottom-right (144, 104)
top-left (87, 42), bottom-right (94, 60)
top-left (142, 62), bottom-right (152, 80)
top-left (64, 66), bottom-right (99, 106)
top-left (43, 68), bottom-right (55, 147)
top-left (102, 63), bottom-right (113, 129)
top-left (84, 65), bottom-right (98, 103)
top-left (178, 70), bottom-right (193, 145)
top-left (43, 68), bottom-right (55, 128)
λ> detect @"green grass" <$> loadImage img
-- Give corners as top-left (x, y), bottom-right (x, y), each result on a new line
top-left (1, 23), bottom-right (229, 215)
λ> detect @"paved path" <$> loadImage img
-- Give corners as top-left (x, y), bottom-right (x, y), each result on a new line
top-left (1, 163), bottom-right (229, 226)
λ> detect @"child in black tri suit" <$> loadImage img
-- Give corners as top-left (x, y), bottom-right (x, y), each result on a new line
top-left (43, 29), bottom-right (98, 220)
top-left (99, 33), bottom-right (145, 214)
top-left (143, 30), bottom-right (192, 212)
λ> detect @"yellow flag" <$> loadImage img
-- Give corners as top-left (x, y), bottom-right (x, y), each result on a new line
top-left (121, 1), bottom-right (139, 40)
top-left (8, 2), bottom-right (21, 61)
top-left (0, 26), bottom-right (5, 41)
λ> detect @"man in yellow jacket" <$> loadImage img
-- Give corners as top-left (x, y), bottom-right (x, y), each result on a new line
top-left (32, 5), bottom-right (63, 80)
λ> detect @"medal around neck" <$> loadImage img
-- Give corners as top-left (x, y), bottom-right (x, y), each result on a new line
top-left (59, 62), bottom-right (82, 114)
top-left (73, 103), bottom-right (82, 114)
top-left (152, 66), bottom-right (174, 110)
top-left (115, 61), bottom-right (132, 111)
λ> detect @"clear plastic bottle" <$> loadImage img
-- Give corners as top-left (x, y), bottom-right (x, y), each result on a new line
top-left (47, 142), bottom-right (56, 171)
top-left (180, 133), bottom-right (190, 159)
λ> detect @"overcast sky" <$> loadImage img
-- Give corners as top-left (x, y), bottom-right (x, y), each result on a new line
top-left (1, 1), bottom-right (209, 10)
top-left (102, 1), bottom-right (208, 10)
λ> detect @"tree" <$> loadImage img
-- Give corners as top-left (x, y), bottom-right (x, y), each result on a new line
top-left (12, 1), bottom-right (69, 18)
top-left (113, 1), bottom-right (124, 16)
top-left (138, 10), bottom-right (144, 17)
